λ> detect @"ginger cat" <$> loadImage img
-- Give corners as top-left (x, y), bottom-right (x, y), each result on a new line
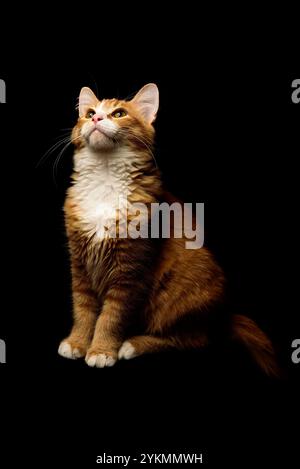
top-left (58, 84), bottom-right (277, 375)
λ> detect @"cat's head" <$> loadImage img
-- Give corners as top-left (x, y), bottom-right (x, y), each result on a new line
top-left (72, 84), bottom-right (159, 152)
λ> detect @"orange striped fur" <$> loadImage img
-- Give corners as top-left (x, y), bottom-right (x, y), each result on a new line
top-left (58, 84), bottom-right (278, 375)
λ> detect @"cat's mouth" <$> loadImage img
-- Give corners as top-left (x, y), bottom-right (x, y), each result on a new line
top-left (85, 126), bottom-right (117, 150)
top-left (90, 127), bottom-right (109, 137)
top-left (88, 126), bottom-right (117, 141)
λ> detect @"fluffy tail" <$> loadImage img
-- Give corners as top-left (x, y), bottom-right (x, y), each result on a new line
top-left (232, 314), bottom-right (279, 377)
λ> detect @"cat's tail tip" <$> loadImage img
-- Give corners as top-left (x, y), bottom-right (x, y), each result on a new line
top-left (232, 314), bottom-right (280, 378)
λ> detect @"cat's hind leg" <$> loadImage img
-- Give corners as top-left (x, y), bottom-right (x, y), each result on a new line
top-left (118, 334), bottom-right (208, 360)
top-left (118, 336), bottom-right (174, 360)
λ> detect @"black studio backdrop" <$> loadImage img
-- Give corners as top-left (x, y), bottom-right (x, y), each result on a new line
top-left (0, 14), bottom-right (299, 468)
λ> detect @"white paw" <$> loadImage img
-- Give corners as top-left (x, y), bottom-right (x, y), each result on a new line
top-left (58, 341), bottom-right (84, 360)
top-left (118, 341), bottom-right (137, 360)
top-left (85, 353), bottom-right (116, 368)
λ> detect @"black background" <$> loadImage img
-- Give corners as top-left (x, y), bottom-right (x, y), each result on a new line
top-left (0, 8), bottom-right (299, 467)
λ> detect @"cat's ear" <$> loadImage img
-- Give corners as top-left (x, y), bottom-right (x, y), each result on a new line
top-left (131, 83), bottom-right (159, 124)
top-left (78, 87), bottom-right (99, 117)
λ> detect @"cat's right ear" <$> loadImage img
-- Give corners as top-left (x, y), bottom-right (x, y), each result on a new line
top-left (78, 87), bottom-right (98, 117)
top-left (131, 83), bottom-right (159, 124)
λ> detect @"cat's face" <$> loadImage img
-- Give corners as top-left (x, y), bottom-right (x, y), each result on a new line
top-left (72, 84), bottom-right (159, 152)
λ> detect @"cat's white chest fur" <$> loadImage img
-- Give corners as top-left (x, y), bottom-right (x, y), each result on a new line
top-left (71, 147), bottom-right (135, 239)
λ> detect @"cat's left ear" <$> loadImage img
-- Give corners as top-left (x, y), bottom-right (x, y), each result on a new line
top-left (131, 83), bottom-right (159, 124)
top-left (78, 87), bottom-right (99, 117)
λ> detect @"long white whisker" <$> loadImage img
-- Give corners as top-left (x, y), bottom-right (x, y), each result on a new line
top-left (119, 129), bottom-right (158, 168)
top-left (36, 134), bottom-right (72, 168)
top-left (52, 135), bottom-right (82, 186)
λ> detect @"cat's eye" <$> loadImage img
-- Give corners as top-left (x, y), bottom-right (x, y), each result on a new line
top-left (86, 109), bottom-right (96, 119)
top-left (111, 109), bottom-right (127, 118)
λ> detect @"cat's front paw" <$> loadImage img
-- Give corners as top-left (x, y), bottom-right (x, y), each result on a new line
top-left (58, 340), bottom-right (86, 360)
top-left (85, 349), bottom-right (117, 368)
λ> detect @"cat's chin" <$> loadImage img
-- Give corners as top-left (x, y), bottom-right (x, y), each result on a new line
top-left (88, 129), bottom-right (115, 151)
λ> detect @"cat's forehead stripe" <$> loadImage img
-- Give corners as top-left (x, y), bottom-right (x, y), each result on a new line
top-left (96, 99), bottom-right (121, 114)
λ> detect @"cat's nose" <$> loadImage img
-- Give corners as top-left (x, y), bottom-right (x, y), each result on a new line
top-left (92, 113), bottom-right (105, 124)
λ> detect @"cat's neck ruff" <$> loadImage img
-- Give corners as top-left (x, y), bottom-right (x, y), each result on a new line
top-left (70, 146), bottom-right (137, 239)
top-left (73, 145), bottom-right (137, 196)
top-left (73, 145), bottom-right (137, 175)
